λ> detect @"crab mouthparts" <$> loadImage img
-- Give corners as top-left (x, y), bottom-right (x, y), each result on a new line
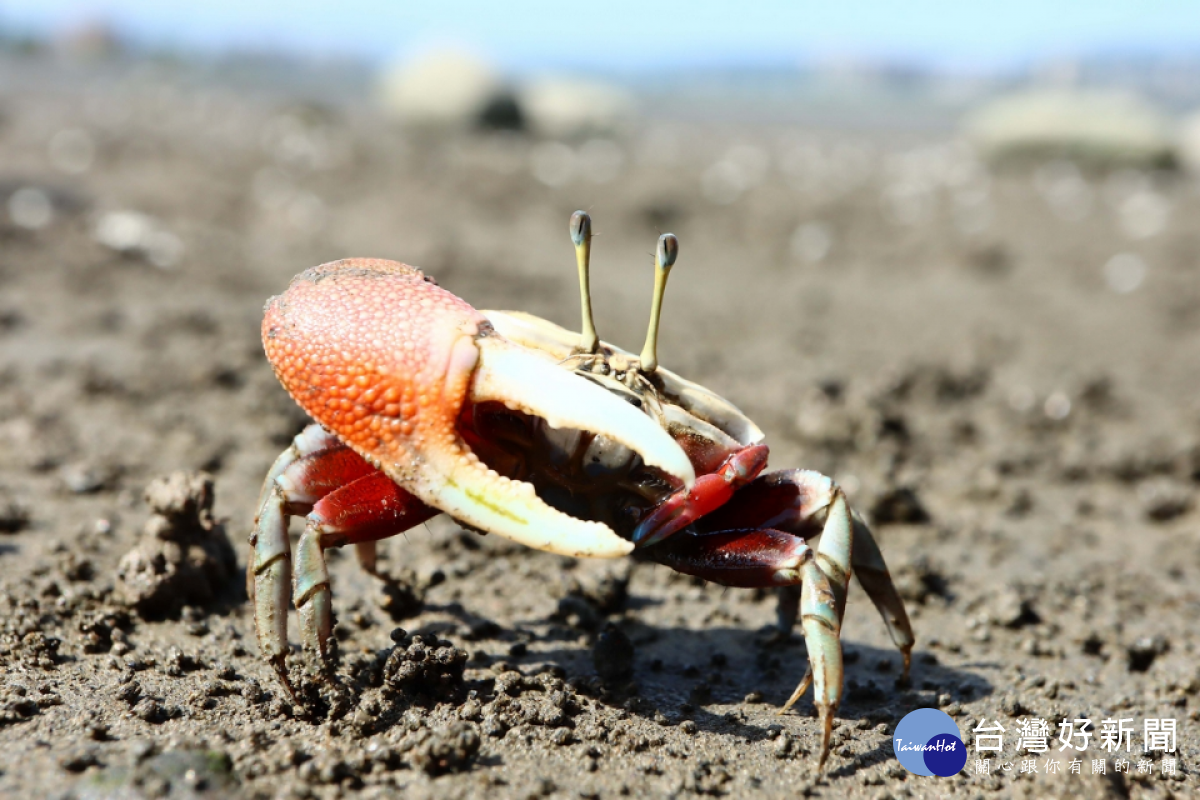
top-left (422, 333), bottom-right (695, 559)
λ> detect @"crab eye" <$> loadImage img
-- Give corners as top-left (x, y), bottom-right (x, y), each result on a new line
top-left (570, 210), bottom-right (599, 354)
top-left (639, 232), bottom-right (679, 374)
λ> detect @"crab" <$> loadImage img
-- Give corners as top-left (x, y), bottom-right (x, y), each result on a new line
top-left (250, 211), bottom-right (914, 769)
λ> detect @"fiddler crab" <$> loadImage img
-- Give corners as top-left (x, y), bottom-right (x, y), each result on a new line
top-left (251, 211), bottom-right (914, 769)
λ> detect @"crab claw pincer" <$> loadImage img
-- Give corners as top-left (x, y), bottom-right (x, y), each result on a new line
top-left (262, 259), bottom-right (695, 558)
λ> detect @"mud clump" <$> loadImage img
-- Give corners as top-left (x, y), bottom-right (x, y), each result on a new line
top-left (0, 684), bottom-right (43, 727)
top-left (116, 472), bottom-right (238, 618)
top-left (894, 556), bottom-right (952, 605)
top-left (411, 722), bottom-right (481, 776)
top-left (382, 629), bottom-right (468, 702)
top-left (994, 585), bottom-right (1042, 629)
top-left (1127, 635), bottom-right (1169, 673)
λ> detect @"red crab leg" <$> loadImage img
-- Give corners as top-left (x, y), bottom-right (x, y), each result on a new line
top-left (274, 444), bottom-right (377, 507)
top-left (252, 426), bottom-right (437, 695)
top-left (251, 425), bottom-right (341, 687)
top-left (695, 469), bottom-right (914, 678)
top-left (292, 470), bottom-right (439, 667)
top-left (641, 528), bottom-right (814, 587)
top-left (631, 443), bottom-right (770, 547)
top-left (639, 514), bottom-right (846, 772)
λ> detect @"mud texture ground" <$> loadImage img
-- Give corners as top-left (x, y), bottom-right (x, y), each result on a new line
top-left (1, 60), bottom-right (1198, 799)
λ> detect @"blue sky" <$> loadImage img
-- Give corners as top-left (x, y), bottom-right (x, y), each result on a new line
top-left (3, 1), bottom-right (1198, 72)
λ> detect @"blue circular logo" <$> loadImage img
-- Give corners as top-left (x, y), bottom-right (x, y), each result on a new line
top-left (892, 709), bottom-right (967, 776)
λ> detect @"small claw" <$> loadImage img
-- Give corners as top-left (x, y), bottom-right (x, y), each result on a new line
top-left (632, 444), bottom-right (768, 546)
top-left (433, 336), bottom-right (686, 558)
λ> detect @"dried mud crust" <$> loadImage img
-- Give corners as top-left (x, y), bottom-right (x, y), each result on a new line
top-left (0, 63), bottom-right (1198, 799)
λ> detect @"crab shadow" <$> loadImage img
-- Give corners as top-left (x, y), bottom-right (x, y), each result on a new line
top-left (411, 605), bottom-right (993, 776)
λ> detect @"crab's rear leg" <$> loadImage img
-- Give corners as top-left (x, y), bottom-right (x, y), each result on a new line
top-left (697, 469), bottom-right (915, 679)
top-left (640, 518), bottom-right (847, 772)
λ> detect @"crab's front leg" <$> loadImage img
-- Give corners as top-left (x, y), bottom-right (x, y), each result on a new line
top-left (251, 425), bottom-right (438, 696)
top-left (641, 490), bottom-right (853, 771)
top-left (251, 424), bottom-right (344, 693)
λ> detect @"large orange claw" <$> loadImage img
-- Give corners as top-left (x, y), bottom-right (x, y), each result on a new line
top-left (262, 258), bottom-right (695, 559)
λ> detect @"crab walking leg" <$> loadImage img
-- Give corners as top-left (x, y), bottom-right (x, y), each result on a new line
top-left (797, 558), bottom-right (842, 771)
top-left (850, 512), bottom-right (914, 680)
top-left (293, 471), bottom-right (439, 665)
top-left (789, 489), bottom-right (852, 772)
top-left (642, 528), bottom-right (817, 587)
top-left (250, 425), bottom-right (342, 690)
top-left (248, 425), bottom-right (340, 601)
top-left (252, 431), bottom-right (423, 692)
top-left (748, 492), bottom-right (853, 771)
top-left (639, 525), bottom-right (844, 770)
top-left (253, 425), bottom-right (341, 524)
top-left (354, 541), bottom-right (381, 576)
top-left (251, 483), bottom-right (292, 687)
top-left (815, 487), bottom-right (853, 623)
top-left (775, 585), bottom-right (801, 639)
top-left (695, 469), bottom-right (915, 676)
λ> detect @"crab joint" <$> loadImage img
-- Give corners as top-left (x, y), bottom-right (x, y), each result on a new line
top-left (639, 233), bottom-right (678, 375)
top-left (570, 210), bottom-right (599, 355)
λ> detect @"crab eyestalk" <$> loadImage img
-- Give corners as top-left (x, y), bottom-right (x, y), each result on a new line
top-left (571, 210), bottom-right (599, 354)
top-left (638, 232), bottom-right (678, 375)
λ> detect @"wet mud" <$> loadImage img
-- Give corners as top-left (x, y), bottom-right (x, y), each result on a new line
top-left (0, 62), bottom-right (1197, 798)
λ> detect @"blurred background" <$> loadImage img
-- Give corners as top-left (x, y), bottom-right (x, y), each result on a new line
top-left (3, 1), bottom-right (1199, 354)
top-left (3, 0), bottom-right (1200, 576)
top-left (3, 1), bottom-right (1200, 443)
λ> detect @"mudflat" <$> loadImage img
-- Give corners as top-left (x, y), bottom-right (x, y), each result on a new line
top-left (0, 62), bottom-right (1196, 798)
